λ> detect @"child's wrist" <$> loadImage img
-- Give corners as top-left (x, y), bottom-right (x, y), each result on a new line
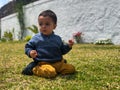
top-left (68, 44), bottom-right (73, 48)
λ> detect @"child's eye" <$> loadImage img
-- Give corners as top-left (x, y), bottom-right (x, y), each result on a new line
top-left (39, 23), bottom-right (42, 26)
top-left (39, 23), bottom-right (50, 26)
top-left (45, 23), bottom-right (50, 26)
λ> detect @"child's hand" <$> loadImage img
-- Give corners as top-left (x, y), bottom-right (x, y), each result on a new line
top-left (30, 50), bottom-right (38, 58)
top-left (68, 39), bottom-right (74, 48)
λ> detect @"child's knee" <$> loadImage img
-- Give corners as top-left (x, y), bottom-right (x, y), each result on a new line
top-left (32, 65), bottom-right (57, 78)
top-left (61, 64), bottom-right (75, 75)
top-left (70, 65), bottom-right (75, 73)
top-left (67, 64), bottom-right (75, 74)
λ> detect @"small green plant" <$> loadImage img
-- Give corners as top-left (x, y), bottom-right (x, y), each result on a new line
top-left (73, 32), bottom-right (83, 43)
top-left (24, 35), bottom-right (32, 41)
top-left (94, 39), bottom-right (113, 45)
top-left (0, 28), bottom-right (1, 39)
top-left (0, 38), bottom-right (6, 42)
top-left (26, 25), bottom-right (38, 34)
top-left (3, 31), bottom-right (13, 41)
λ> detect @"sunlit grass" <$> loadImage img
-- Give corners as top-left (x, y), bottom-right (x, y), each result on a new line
top-left (0, 42), bottom-right (120, 90)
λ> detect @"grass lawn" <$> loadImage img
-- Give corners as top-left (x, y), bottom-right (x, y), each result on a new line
top-left (0, 42), bottom-right (120, 90)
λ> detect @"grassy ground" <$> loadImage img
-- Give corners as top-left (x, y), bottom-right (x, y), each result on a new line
top-left (0, 42), bottom-right (120, 90)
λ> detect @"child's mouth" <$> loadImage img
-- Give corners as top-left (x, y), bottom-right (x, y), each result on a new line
top-left (43, 30), bottom-right (47, 32)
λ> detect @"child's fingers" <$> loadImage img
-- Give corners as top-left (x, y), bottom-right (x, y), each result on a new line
top-left (30, 50), bottom-right (38, 58)
top-left (69, 39), bottom-right (74, 44)
top-left (33, 51), bottom-right (38, 57)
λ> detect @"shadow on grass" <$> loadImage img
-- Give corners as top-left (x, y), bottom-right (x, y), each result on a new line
top-left (57, 71), bottom-right (79, 80)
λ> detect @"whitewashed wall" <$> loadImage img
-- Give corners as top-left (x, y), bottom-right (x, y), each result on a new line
top-left (1, 13), bottom-right (21, 40)
top-left (1, 0), bottom-right (120, 44)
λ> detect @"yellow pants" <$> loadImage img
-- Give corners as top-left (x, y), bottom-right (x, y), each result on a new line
top-left (32, 60), bottom-right (75, 78)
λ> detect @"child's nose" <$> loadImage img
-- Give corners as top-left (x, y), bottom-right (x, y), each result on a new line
top-left (42, 24), bottom-right (46, 28)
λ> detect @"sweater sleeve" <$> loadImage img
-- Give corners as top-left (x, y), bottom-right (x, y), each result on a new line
top-left (60, 42), bottom-right (72, 55)
top-left (25, 37), bottom-right (36, 58)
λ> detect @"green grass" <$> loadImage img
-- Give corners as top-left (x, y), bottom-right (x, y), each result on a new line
top-left (0, 42), bottom-right (120, 90)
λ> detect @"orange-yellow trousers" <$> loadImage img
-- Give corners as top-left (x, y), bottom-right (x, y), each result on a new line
top-left (32, 60), bottom-right (75, 78)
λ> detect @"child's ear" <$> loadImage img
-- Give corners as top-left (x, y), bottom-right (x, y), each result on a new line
top-left (54, 24), bottom-right (57, 29)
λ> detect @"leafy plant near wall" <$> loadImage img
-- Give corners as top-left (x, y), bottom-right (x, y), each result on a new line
top-left (24, 25), bottom-right (38, 41)
top-left (0, 28), bottom-right (15, 42)
top-left (3, 31), bottom-right (13, 41)
top-left (24, 35), bottom-right (32, 41)
top-left (73, 32), bottom-right (83, 43)
top-left (94, 39), bottom-right (113, 45)
top-left (15, 0), bottom-right (25, 40)
top-left (26, 25), bottom-right (39, 34)
top-left (0, 28), bottom-right (1, 39)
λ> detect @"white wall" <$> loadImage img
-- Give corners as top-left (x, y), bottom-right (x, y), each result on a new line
top-left (1, 13), bottom-right (21, 40)
top-left (1, 0), bottom-right (120, 44)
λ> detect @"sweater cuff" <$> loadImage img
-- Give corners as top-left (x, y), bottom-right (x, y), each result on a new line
top-left (27, 50), bottom-right (32, 58)
top-left (66, 44), bottom-right (72, 51)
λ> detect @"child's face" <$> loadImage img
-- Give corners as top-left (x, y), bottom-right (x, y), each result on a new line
top-left (38, 16), bottom-right (56, 35)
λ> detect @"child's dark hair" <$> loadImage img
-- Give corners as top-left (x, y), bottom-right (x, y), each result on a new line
top-left (39, 10), bottom-right (57, 24)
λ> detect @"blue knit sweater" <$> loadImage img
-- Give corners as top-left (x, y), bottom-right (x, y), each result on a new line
top-left (25, 32), bottom-right (72, 63)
